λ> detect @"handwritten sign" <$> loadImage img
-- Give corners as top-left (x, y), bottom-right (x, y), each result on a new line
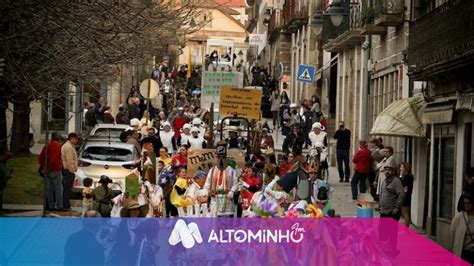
top-left (219, 87), bottom-right (262, 120)
top-left (187, 149), bottom-right (246, 176)
top-left (187, 149), bottom-right (218, 177)
top-left (201, 71), bottom-right (243, 109)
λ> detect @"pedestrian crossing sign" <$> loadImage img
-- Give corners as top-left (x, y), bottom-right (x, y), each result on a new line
top-left (297, 64), bottom-right (315, 83)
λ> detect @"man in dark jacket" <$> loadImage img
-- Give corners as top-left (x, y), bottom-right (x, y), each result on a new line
top-left (115, 106), bottom-right (129, 125)
top-left (141, 128), bottom-right (163, 155)
top-left (334, 121), bottom-right (351, 182)
top-left (282, 123), bottom-right (305, 156)
top-left (351, 140), bottom-right (372, 200)
top-left (84, 104), bottom-right (97, 133)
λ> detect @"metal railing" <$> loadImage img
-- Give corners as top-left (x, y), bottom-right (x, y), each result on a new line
top-left (268, 9), bottom-right (282, 33)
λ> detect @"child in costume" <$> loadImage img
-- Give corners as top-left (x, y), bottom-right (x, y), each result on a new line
top-left (82, 177), bottom-right (94, 217)
top-left (170, 168), bottom-right (190, 211)
top-left (178, 123), bottom-right (192, 146)
top-left (92, 175), bottom-right (114, 217)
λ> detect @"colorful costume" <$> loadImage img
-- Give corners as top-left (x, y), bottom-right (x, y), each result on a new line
top-left (204, 166), bottom-right (238, 215)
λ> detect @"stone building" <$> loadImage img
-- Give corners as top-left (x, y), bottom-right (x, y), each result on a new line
top-left (408, 0), bottom-right (474, 249)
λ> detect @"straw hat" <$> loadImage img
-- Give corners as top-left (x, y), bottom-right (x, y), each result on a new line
top-left (120, 200), bottom-right (150, 217)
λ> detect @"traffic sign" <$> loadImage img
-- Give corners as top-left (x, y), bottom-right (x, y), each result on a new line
top-left (297, 64), bottom-right (315, 83)
top-left (139, 79), bottom-right (159, 99)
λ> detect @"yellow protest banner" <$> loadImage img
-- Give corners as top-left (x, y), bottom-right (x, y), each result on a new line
top-left (219, 87), bottom-right (262, 120)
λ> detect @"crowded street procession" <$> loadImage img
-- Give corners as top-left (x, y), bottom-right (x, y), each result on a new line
top-left (1, 0), bottom-right (474, 265)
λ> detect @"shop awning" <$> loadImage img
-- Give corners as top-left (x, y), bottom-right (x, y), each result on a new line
top-left (422, 102), bottom-right (454, 124)
top-left (370, 96), bottom-right (426, 137)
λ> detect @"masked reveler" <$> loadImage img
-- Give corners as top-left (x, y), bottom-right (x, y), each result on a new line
top-left (188, 127), bottom-right (207, 149)
top-left (178, 123), bottom-right (192, 147)
top-left (204, 141), bottom-right (238, 216)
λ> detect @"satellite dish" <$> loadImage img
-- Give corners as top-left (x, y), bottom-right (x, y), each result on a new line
top-left (139, 79), bottom-right (160, 99)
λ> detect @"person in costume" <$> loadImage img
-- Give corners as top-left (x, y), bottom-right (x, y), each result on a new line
top-left (183, 170), bottom-right (208, 205)
top-left (309, 164), bottom-right (334, 216)
top-left (204, 146), bottom-right (238, 216)
top-left (188, 127), bottom-right (207, 149)
top-left (171, 145), bottom-right (188, 169)
top-left (309, 122), bottom-right (328, 148)
top-left (92, 175), bottom-right (114, 217)
top-left (177, 123), bottom-right (192, 147)
top-left (240, 167), bottom-right (262, 210)
top-left (159, 122), bottom-right (177, 155)
top-left (264, 164), bottom-right (291, 207)
top-left (226, 126), bottom-right (245, 150)
top-left (171, 107), bottom-right (190, 139)
top-left (170, 168), bottom-right (190, 212)
top-left (191, 117), bottom-right (206, 139)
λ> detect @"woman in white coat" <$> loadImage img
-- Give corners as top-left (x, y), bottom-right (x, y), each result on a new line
top-left (451, 193), bottom-right (474, 263)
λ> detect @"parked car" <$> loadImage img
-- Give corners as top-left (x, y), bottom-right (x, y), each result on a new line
top-left (73, 141), bottom-right (141, 194)
top-left (89, 124), bottom-right (129, 139)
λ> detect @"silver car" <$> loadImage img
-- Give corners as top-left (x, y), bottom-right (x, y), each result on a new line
top-left (73, 141), bottom-right (140, 193)
top-left (89, 124), bottom-right (129, 139)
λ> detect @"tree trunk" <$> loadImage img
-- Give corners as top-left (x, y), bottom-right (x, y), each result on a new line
top-left (0, 95), bottom-right (7, 150)
top-left (10, 99), bottom-right (31, 155)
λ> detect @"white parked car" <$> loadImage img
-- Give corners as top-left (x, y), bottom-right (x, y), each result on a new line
top-left (73, 141), bottom-right (141, 193)
top-left (89, 124), bottom-right (129, 139)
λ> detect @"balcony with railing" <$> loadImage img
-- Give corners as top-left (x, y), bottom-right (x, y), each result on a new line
top-left (282, 0), bottom-right (309, 33)
top-left (408, 0), bottom-right (474, 80)
top-left (268, 9), bottom-right (283, 41)
top-left (322, 1), bottom-right (386, 52)
top-left (373, 0), bottom-right (404, 26)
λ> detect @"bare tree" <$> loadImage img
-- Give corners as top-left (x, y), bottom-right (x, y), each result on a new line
top-left (0, 0), bottom-right (201, 154)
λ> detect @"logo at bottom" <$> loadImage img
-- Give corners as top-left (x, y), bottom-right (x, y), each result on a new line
top-left (168, 219), bottom-right (203, 249)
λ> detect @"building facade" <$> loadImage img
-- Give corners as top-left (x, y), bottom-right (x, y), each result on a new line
top-left (408, 0), bottom-right (474, 248)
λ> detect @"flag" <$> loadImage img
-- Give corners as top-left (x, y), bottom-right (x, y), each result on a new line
top-left (187, 50), bottom-right (192, 80)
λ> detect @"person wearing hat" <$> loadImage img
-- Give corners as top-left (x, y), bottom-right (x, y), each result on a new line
top-left (309, 122), bottom-right (327, 148)
top-left (183, 170), bottom-right (208, 206)
top-left (93, 175), bottom-right (114, 217)
top-left (61, 132), bottom-right (79, 210)
top-left (159, 121), bottom-right (177, 155)
top-left (130, 118), bottom-right (141, 131)
top-left (379, 160), bottom-right (404, 221)
top-left (178, 123), bottom-right (192, 147)
top-left (282, 123), bottom-right (305, 156)
top-left (192, 117), bottom-right (206, 139)
top-left (226, 126), bottom-right (242, 150)
top-left (120, 200), bottom-right (149, 218)
top-left (141, 127), bottom-right (163, 155)
top-left (188, 127), bottom-right (207, 149)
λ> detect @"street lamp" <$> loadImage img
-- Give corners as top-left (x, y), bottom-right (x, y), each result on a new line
top-left (327, 0), bottom-right (346, 26)
top-left (309, 12), bottom-right (323, 35)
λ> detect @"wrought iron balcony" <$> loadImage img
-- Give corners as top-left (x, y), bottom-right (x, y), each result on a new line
top-left (268, 9), bottom-right (283, 41)
top-left (322, 1), bottom-right (385, 52)
top-left (373, 0), bottom-right (404, 27)
top-left (282, 0), bottom-right (309, 33)
top-left (408, 0), bottom-right (474, 80)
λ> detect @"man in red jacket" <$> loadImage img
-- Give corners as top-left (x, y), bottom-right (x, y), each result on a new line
top-left (351, 140), bottom-right (373, 200)
top-left (38, 132), bottom-right (64, 210)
